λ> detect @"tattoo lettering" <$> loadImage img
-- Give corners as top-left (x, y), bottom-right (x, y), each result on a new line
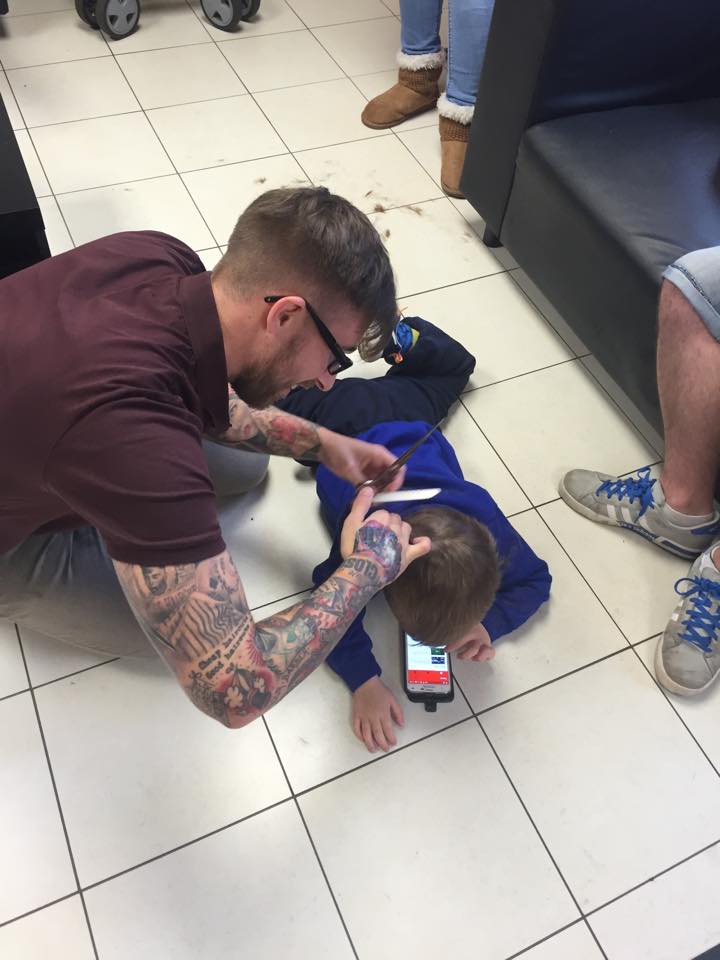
top-left (354, 521), bottom-right (401, 581)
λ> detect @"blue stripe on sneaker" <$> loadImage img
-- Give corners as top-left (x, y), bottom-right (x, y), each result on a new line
top-left (617, 522), bottom-right (700, 559)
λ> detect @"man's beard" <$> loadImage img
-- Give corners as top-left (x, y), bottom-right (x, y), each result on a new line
top-left (230, 355), bottom-right (294, 409)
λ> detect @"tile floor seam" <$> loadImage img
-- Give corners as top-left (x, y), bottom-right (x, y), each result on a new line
top-left (460, 355), bottom-right (581, 397)
top-left (14, 627), bottom-right (100, 960)
top-left (262, 717), bottom-right (360, 959)
top-left (629, 643), bottom-right (720, 780)
top-left (503, 919), bottom-right (605, 960)
top-left (0, 891), bottom-right (77, 932)
top-left (283, 1), bottom-right (394, 29)
top-left (507, 269), bottom-right (588, 360)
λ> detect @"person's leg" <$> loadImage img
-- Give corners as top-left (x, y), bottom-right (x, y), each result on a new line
top-left (0, 446), bottom-right (270, 656)
top-left (438, 0), bottom-right (495, 197)
top-left (361, 0), bottom-right (444, 130)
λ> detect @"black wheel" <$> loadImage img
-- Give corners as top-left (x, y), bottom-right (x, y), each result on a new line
top-left (95, 0), bottom-right (140, 40)
top-left (75, 0), bottom-right (99, 28)
top-left (201, 0), bottom-right (259, 32)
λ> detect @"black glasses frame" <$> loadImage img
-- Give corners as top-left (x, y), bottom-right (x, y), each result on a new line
top-left (264, 295), bottom-right (354, 376)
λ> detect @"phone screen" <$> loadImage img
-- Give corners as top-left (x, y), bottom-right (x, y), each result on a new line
top-left (405, 633), bottom-right (450, 688)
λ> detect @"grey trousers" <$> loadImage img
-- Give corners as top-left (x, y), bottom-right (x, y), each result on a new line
top-left (0, 441), bottom-right (269, 658)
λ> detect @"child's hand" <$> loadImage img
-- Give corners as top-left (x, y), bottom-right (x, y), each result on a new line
top-left (352, 676), bottom-right (405, 753)
top-left (445, 623), bottom-right (495, 662)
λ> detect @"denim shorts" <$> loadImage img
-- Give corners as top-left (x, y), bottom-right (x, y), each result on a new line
top-left (663, 245), bottom-right (720, 341)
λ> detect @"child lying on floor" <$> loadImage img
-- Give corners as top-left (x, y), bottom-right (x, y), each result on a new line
top-left (277, 318), bottom-right (551, 753)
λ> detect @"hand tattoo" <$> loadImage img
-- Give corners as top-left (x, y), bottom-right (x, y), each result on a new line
top-left (354, 520), bottom-right (401, 582)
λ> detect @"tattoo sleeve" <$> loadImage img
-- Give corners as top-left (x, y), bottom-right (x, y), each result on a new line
top-left (112, 527), bottom-right (400, 728)
top-left (218, 388), bottom-right (321, 459)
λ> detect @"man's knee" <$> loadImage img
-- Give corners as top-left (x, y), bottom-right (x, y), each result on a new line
top-left (202, 439), bottom-right (269, 498)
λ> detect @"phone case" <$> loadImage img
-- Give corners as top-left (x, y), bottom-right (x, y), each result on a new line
top-left (401, 628), bottom-right (455, 704)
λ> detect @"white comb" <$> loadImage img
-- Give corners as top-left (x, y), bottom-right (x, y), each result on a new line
top-left (372, 487), bottom-right (441, 504)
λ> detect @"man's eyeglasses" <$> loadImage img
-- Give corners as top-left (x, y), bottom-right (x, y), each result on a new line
top-left (265, 295), bottom-right (354, 376)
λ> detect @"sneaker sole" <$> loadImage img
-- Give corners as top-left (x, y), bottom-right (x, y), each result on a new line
top-left (653, 639), bottom-right (720, 697)
top-left (557, 477), bottom-right (702, 561)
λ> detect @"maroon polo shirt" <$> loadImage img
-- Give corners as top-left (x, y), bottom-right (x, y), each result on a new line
top-left (0, 231), bottom-right (232, 566)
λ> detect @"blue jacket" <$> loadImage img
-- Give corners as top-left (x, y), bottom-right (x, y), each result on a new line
top-left (313, 421), bottom-right (552, 691)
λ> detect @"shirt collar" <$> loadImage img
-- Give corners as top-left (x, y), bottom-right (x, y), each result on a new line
top-left (178, 271), bottom-right (230, 437)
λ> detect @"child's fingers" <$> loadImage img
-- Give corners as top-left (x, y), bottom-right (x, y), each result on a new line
top-left (380, 715), bottom-right (397, 748)
top-left (389, 697), bottom-right (405, 727)
top-left (352, 714), bottom-right (363, 742)
top-left (372, 719), bottom-right (390, 753)
top-left (360, 718), bottom-right (376, 753)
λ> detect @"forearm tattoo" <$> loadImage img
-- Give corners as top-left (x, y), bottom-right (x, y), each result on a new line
top-left (220, 389), bottom-right (321, 459)
top-left (113, 544), bottom-right (386, 728)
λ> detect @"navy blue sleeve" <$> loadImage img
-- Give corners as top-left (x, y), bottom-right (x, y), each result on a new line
top-left (481, 508), bottom-right (552, 642)
top-left (312, 548), bottom-right (382, 692)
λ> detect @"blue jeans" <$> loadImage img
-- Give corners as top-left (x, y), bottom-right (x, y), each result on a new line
top-left (400, 0), bottom-right (495, 107)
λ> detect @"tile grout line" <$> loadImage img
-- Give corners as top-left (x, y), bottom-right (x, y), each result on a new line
top-left (261, 717), bottom-right (360, 960)
top-left (0, 891), bottom-right (77, 932)
top-left (472, 710), bottom-right (611, 960)
top-left (14, 627), bottom-right (100, 960)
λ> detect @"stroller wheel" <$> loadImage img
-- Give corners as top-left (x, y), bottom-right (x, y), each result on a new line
top-left (75, 0), bottom-right (100, 28)
top-left (95, 0), bottom-right (141, 39)
top-left (200, 0), bottom-right (260, 31)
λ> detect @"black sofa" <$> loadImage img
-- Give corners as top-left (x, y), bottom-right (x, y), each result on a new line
top-left (461, 0), bottom-right (720, 436)
top-left (0, 95), bottom-right (50, 278)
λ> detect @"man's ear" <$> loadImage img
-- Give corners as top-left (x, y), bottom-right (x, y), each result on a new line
top-left (265, 296), bottom-right (303, 336)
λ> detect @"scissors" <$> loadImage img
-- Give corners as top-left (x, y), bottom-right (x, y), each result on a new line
top-left (355, 420), bottom-right (443, 493)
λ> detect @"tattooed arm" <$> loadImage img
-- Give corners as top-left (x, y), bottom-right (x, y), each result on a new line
top-left (219, 388), bottom-right (324, 459)
top-left (113, 494), bottom-right (430, 728)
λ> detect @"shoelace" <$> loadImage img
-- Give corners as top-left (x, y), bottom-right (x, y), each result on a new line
top-left (596, 466), bottom-right (656, 517)
top-left (675, 576), bottom-right (720, 653)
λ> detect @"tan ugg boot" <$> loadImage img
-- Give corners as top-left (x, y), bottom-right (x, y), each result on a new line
top-left (361, 51), bottom-right (444, 130)
top-left (438, 94), bottom-right (473, 199)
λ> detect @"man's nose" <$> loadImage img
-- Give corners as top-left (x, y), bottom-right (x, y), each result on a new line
top-left (315, 369), bottom-right (337, 392)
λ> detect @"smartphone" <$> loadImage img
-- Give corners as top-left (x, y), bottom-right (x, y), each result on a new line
top-left (402, 630), bottom-right (454, 704)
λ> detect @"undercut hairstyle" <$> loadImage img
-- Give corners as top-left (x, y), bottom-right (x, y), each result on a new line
top-left (214, 187), bottom-right (397, 361)
top-left (385, 506), bottom-right (501, 648)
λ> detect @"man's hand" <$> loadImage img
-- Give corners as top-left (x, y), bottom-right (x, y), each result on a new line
top-left (340, 488), bottom-right (431, 583)
top-left (318, 426), bottom-right (406, 492)
top-left (445, 623), bottom-right (495, 662)
top-left (352, 676), bottom-right (405, 753)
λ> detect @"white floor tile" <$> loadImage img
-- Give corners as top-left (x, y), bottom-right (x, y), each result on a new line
top-left (183, 153), bottom-right (308, 245)
top-left (539, 499), bottom-right (688, 644)
top-left (107, 0), bottom-right (210, 53)
top-left (57, 174), bottom-right (214, 249)
top-left (196, 246), bottom-right (223, 270)
top-left (13, 129), bottom-right (51, 196)
top-left (353, 69), bottom-right (438, 131)
top-left (116, 42), bottom-right (245, 110)
top-left (36, 658), bottom-right (289, 886)
top-left (483, 650), bottom-right (720, 911)
top-left (219, 458), bottom-right (331, 609)
top-left (0, 70), bottom-right (25, 128)
top-left (0, 11), bottom-right (109, 69)
top-left (296, 135), bottom-right (442, 213)
top-left (85, 802), bottom-right (354, 960)
top-left (266, 592), bottom-right (471, 792)
top-left (255, 77), bottom-right (387, 151)
top-left (511, 268), bottom-right (591, 356)
top-left (312, 17), bottom-right (399, 76)
top-left (147, 94), bottom-right (284, 172)
top-left (454, 511), bottom-right (627, 712)
top-left (32, 112), bottom-right (173, 193)
top-left (221, 29), bottom-right (342, 91)
top-left (300, 721), bottom-right (578, 960)
top-left (463, 360), bottom-right (658, 506)
top-left (590, 843), bottom-right (720, 960)
top-left (397, 123), bottom-right (443, 184)
top-left (38, 196), bottom-right (73, 254)
top-left (7, 0), bottom-right (74, 11)
top-left (0, 693), bottom-right (75, 924)
top-left (521, 923), bottom-right (604, 960)
top-left (287, 0), bottom-right (391, 26)
top-left (635, 639), bottom-right (720, 773)
top-left (0, 621), bottom-right (27, 699)
top-left (20, 625), bottom-right (113, 688)
top-left (442, 400), bottom-right (532, 517)
top-left (382, 0), bottom-right (400, 13)
top-left (8, 57), bottom-right (138, 127)
top-left (400, 273), bottom-right (573, 391)
top-left (192, 0), bottom-right (304, 38)
top-left (372, 197), bottom-right (501, 297)
top-left (0, 896), bottom-right (94, 960)
top-left (581, 355), bottom-right (665, 455)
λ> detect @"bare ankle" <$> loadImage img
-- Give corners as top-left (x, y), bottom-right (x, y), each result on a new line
top-left (660, 477), bottom-right (714, 517)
